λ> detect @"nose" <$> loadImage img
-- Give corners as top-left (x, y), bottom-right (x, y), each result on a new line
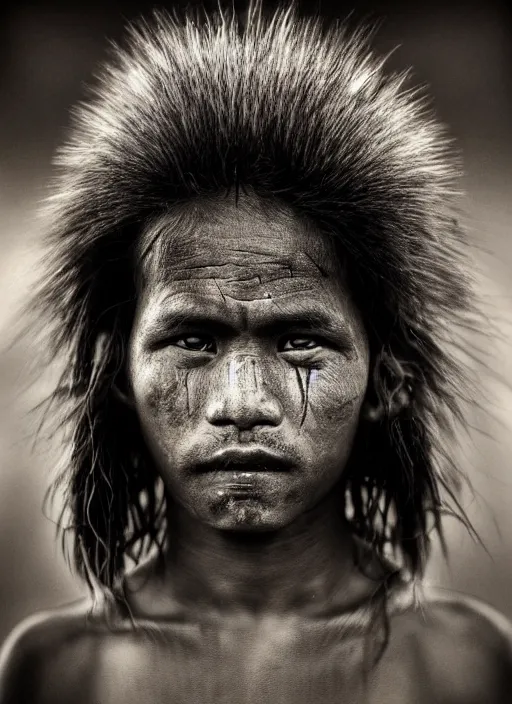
top-left (206, 355), bottom-right (284, 430)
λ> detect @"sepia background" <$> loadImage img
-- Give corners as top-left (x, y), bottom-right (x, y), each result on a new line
top-left (0, 0), bottom-right (511, 643)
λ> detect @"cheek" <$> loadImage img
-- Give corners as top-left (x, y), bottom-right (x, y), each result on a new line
top-left (305, 357), bottom-right (369, 430)
top-left (130, 350), bottom-right (215, 429)
top-left (129, 351), bottom-right (186, 430)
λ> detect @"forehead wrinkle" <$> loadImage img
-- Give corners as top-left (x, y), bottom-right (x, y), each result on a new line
top-left (164, 257), bottom-right (326, 286)
top-left (142, 232), bottom-right (341, 290)
top-left (143, 265), bottom-right (338, 311)
top-left (137, 194), bottom-right (345, 287)
top-left (136, 214), bottom-right (354, 335)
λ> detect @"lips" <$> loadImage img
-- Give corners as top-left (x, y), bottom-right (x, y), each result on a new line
top-left (194, 447), bottom-right (294, 474)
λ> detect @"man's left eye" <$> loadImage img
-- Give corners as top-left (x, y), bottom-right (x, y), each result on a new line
top-left (281, 337), bottom-right (320, 351)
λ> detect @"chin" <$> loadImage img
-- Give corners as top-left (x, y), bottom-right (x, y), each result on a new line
top-left (204, 495), bottom-right (295, 532)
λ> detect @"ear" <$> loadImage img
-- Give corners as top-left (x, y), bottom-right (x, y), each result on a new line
top-left (92, 330), bottom-right (135, 407)
top-left (111, 369), bottom-right (136, 409)
top-left (361, 386), bottom-right (410, 422)
top-left (362, 353), bottom-right (412, 422)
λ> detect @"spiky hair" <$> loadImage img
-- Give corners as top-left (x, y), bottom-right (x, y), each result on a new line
top-left (32, 3), bottom-right (479, 592)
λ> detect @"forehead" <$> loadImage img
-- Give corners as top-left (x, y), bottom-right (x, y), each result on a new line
top-left (133, 195), bottom-right (365, 337)
top-left (138, 195), bottom-right (344, 291)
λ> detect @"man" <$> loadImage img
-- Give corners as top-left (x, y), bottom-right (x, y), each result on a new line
top-left (1, 4), bottom-right (511, 703)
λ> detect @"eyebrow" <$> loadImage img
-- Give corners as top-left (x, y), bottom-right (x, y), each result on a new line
top-left (146, 299), bottom-right (353, 341)
top-left (256, 311), bottom-right (352, 341)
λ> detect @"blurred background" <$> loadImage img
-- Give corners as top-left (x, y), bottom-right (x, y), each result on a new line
top-left (0, 0), bottom-right (511, 643)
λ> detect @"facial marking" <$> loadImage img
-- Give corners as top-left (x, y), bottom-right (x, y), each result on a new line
top-left (227, 357), bottom-right (262, 393)
top-left (184, 370), bottom-right (191, 417)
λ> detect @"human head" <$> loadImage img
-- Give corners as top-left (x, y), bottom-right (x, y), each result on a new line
top-left (33, 4), bottom-right (476, 591)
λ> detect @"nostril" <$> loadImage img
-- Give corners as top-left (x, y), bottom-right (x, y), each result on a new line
top-left (207, 400), bottom-right (282, 430)
top-left (206, 391), bottom-right (284, 430)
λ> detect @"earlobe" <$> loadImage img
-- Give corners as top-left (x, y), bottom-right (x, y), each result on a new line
top-left (361, 398), bottom-right (385, 422)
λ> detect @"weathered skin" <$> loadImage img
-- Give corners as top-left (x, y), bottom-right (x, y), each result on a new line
top-left (1, 195), bottom-right (512, 703)
top-left (128, 195), bottom-right (370, 537)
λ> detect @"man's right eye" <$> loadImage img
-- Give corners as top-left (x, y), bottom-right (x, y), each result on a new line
top-left (173, 335), bottom-right (216, 353)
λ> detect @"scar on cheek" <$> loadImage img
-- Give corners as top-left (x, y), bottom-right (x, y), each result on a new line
top-left (185, 370), bottom-right (191, 417)
top-left (175, 368), bottom-right (204, 417)
top-left (294, 367), bottom-right (316, 428)
top-left (294, 367), bottom-right (362, 424)
top-left (185, 366), bottom-right (220, 418)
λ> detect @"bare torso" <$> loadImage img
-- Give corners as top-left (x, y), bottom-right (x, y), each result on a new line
top-left (67, 595), bottom-right (391, 704)
top-left (3, 574), bottom-right (511, 704)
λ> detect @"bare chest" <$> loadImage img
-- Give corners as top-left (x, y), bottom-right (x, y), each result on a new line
top-left (83, 620), bottom-right (428, 704)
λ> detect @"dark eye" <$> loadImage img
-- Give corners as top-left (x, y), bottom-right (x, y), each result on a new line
top-left (281, 337), bottom-right (320, 351)
top-left (174, 335), bottom-right (216, 352)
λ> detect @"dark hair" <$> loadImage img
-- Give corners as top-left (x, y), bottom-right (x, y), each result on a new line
top-left (30, 4), bottom-right (481, 593)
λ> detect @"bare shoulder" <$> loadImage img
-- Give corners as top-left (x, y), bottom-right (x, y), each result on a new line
top-left (381, 583), bottom-right (512, 703)
top-left (0, 597), bottom-right (104, 704)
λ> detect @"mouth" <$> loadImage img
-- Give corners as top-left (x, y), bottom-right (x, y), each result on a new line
top-left (194, 447), bottom-right (295, 474)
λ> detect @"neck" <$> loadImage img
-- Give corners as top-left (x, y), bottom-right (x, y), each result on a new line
top-left (156, 490), bottom-right (379, 619)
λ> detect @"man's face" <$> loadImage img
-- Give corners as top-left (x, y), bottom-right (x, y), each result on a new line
top-left (127, 196), bottom-right (370, 531)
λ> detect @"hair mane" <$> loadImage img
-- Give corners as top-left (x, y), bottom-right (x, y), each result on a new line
top-left (27, 3), bottom-right (483, 592)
